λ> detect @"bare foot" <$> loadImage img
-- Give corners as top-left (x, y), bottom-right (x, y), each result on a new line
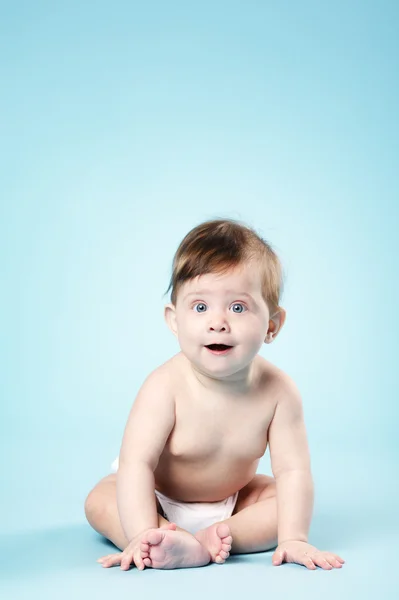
top-left (140, 529), bottom-right (212, 570)
top-left (194, 523), bottom-right (233, 564)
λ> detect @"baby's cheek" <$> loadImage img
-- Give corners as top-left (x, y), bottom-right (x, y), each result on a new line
top-left (247, 330), bottom-right (266, 351)
top-left (180, 329), bottom-right (198, 352)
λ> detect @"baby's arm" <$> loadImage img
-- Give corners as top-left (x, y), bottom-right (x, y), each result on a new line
top-left (268, 375), bottom-right (314, 545)
top-left (117, 367), bottom-right (175, 543)
top-left (268, 376), bottom-right (345, 570)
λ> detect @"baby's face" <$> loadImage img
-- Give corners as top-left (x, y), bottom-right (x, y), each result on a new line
top-left (170, 263), bottom-right (271, 377)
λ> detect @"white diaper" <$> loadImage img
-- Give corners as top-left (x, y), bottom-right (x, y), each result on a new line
top-left (110, 456), bottom-right (238, 535)
top-left (111, 456), bottom-right (120, 472)
top-left (154, 488), bottom-right (239, 535)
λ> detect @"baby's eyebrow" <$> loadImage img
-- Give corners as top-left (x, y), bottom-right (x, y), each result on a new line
top-left (183, 290), bottom-right (256, 303)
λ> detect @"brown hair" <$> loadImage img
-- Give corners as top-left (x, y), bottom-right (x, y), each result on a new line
top-left (165, 218), bottom-right (284, 313)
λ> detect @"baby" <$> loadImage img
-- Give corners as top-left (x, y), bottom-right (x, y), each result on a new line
top-left (84, 218), bottom-right (345, 571)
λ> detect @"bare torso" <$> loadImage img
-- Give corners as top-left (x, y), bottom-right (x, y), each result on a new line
top-left (154, 352), bottom-right (282, 502)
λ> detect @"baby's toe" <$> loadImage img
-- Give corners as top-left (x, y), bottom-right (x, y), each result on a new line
top-left (142, 529), bottom-right (164, 546)
top-left (216, 524), bottom-right (230, 538)
top-left (223, 535), bottom-right (233, 545)
top-left (219, 550), bottom-right (229, 559)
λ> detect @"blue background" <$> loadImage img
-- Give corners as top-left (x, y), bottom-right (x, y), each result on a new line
top-left (1, 1), bottom-right (398, 598)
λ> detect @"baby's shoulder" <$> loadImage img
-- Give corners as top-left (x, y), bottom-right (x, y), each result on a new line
top-left (146, 352), bottom-right (186, 391)
top-left (256, 356), bottom-right (299, 397)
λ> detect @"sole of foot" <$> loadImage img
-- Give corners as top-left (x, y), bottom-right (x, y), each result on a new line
top-left (140, 529), bottom-right (212, 570)
top-left (194, 523), bottom-right (233, 563)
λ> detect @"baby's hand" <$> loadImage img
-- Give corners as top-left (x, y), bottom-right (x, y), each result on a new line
top-left (97, 522), bottom-right (177, 570)
top-left (272, 540), bottom-right (345, 570)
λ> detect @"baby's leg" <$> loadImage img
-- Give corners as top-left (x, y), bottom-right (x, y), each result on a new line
top-left (84, 473), bottom-right (186, 550)
top-left (85, 474), bottom-right (218, 569)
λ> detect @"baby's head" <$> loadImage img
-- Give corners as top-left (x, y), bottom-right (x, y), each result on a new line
top-left (164, 218), bottom-right (286, 379)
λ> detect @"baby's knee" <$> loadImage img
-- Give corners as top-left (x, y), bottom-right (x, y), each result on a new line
top-left (84, 488), bottom-right (108, 525)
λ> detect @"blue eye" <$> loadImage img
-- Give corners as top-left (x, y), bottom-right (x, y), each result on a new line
top-left (193, 303), bottom-right (207, 313)
top-left (231, 303), bottom-right (246, 313)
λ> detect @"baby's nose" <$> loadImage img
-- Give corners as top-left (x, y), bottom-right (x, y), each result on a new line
top-left (208, 319), bottom-right (230, 332)
top-left (209, 324), bottom-right (227, 331)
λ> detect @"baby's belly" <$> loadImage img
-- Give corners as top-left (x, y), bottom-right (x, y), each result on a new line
top-left (154, 453), bottom-right (261, 502)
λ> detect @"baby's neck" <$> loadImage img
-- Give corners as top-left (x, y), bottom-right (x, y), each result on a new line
top-left (188, 358), bottom-right (259, 397)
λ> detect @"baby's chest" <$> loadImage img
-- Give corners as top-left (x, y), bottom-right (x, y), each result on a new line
top-left (166, 397), bottom-right (271, 461)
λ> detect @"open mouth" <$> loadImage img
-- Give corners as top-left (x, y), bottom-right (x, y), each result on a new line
top-left (205, 344), bottom-right (234, 355)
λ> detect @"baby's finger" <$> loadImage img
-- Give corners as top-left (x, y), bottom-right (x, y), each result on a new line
top-left (120, 551), bottom-right (134, 570)
top-left (302, 555), bottom-right (317, 570)
top-left (134, 552), bottom-right (145, 571)
top-left (313, 555), bottom-right (333, 570)
top-left (334, 554), bottom-right (345, 563)
top-left (97, 553), bottom-right (118, 562)
top-left (98, 553), bottom-right (123, 567)
top-left (324, 552), bottom-right (342, 569)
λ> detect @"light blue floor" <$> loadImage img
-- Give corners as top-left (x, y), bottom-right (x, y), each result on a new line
top-left (0, 514), bottom-right (396, 600)
top-left (1, 447), bottom-right (397, 599)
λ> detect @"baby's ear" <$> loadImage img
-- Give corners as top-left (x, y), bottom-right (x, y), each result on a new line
top-left (164, 303), bottom-right (178, 337)
top-left (264, 332), bottom-right (274, 344)
top-left (264, 307), bottom-right (287, 344)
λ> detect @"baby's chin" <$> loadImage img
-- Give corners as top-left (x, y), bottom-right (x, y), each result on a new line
top-left (184, 348), bottom-right (251, 379)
